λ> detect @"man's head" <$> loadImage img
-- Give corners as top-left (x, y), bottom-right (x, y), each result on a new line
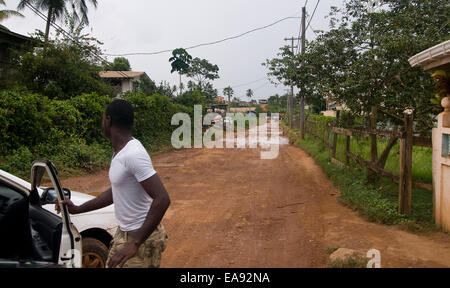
top-left (102, 99), bottom-right (134, 139)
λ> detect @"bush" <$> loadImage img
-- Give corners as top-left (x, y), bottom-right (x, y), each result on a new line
top-left (0, 147), bottom-right (35, 179)
top-left (0, 89), bottom-right (52, 154)
top-left (69, 93), bottom-right (111, 143)
top-left (124, 92), bottom-right (190, 150)
top-left (12, 38), bottom-right (113, 100)
top-left (48, 99), bottom-right (82, 138)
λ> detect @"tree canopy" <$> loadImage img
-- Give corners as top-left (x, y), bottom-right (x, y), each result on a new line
top-left (265, 0), bottom-right (450, 133)
top-left (18, 0), bottom-right (97, 41)
top-left (106, 57), bottom-right (132, 71)
top-left (186, 57), bottom-right (220, 90)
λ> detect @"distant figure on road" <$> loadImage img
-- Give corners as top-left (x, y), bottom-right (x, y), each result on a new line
top-left (58, 99), bottom-right (170, 268)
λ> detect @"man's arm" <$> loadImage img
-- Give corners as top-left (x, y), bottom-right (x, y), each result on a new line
top-left (107, 174), bottom-right (170, 268)
top-left (131, 174), bottom-right (171, 246)
top-left (57, 187), bottom-right (113, 215)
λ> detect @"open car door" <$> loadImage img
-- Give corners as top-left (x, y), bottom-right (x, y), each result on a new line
top-left (31, 159), bottom-right (82, 268)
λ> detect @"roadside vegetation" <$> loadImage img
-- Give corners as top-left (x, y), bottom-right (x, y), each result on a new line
top-left (282, 120), bottom-right (435, 233)
top-left (0, 12), bottom-right (214, 180)
top-left (261, 0), bottom-right (448, 232)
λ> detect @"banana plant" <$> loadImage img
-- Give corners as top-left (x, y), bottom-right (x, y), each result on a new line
top-left (0, 0), bottom-right (24, 22)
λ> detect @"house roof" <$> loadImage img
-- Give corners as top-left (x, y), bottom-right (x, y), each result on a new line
top-left (409, 40), bottom-right (450, 71)
top-left (99, 71), bottom-right (149, 79)
top-left (0, 25), bottom-right (31, 45)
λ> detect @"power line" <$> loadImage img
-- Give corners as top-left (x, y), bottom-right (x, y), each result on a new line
top-left (306, 0), bottom-right (320, 31)
top-left (218, 77), bottom-right (268, 91)
top-left (105, 16), bottom-right (301, 57)
top-left (253, 82), bottom-right (270, 92)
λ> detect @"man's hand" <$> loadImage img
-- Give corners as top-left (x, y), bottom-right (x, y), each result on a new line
top-left (107, 242), bottom-right (139, 268)
top-left (55, 199), bottom-right (80, 215)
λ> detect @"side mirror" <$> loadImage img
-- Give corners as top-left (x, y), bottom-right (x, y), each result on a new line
top-left (41, 187), bottom-right (71, 205)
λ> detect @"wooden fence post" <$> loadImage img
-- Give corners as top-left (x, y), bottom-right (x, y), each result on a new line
top-left (399, 112), bottom-right (413, 216)
top-left (331, 111), bottom-right (341, 159)
top-left (345, 113), bottom-right (351, 166)
top-left (299, 97), bottom-right (306, 140)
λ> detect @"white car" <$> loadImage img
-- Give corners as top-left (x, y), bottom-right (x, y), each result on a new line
top-left (0, 160), bottom-right (117, 268)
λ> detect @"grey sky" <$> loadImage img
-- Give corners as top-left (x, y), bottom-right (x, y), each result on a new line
top-left (3, 0), bottom-right (345, 100)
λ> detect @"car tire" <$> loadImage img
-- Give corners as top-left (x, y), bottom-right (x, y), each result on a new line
top-left (82, 237), bottom-right (109, 268)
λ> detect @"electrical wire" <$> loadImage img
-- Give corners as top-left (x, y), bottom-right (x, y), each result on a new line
top-left (306, 0), bottom-right (320, 31)
top-left (105, 16), bottom-right (301, 57)
top-left (218, 77), bottom-right (268, 91)
top-left (24, 3), bottom-right (291, 90)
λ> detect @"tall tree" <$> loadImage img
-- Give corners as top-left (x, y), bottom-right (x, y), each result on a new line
top-left (186, 57), bottom-right (219, 91)
top-left (17, 0), bottom-right (98, 41)
top-left (169, 48), bottom-right (192, 94)
top-left (223, 86), bottom-right (234, 104)
top-left (0, 0), bottom-right (23, 22)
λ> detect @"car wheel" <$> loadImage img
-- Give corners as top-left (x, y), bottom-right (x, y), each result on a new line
top-left (82, 237), bottom-right (109, 268)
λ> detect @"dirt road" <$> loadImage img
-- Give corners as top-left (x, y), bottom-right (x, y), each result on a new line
top-left (61, 135), bottom-right (450, 268)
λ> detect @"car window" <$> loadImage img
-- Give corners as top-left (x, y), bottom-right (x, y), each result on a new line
top-left (0, 183), bottom-right (25, 216)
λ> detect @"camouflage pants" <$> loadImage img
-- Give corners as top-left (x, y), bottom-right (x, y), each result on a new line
top-left (107, 223), bottom-right (168, 268)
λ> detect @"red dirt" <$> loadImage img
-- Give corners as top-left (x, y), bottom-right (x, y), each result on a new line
top-left (60, 142), bottom-right (450, 268)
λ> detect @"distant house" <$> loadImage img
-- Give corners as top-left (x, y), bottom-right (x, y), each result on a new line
top-left (215, 96), bottom-right (226, 103)
top-left (321, 95), bottom-right (349, 117)
top-left (230, 107), bottom-right (257, 113)
top-left (99, 71), bottom-right (151, 97)
top-left (0, 25), bottom-right (31, 78)
top-left (239, 101), bottom-right (250, 107)
top-left (258, 99), bottom-right (268, 104)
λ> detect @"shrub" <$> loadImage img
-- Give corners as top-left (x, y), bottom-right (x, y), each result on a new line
top-left (124, 92), bottom-right (190, 150)
top-left (0, 89), bottom-right (52, 153)
top-left (0, 147), bottom-right (35, 179)
top-left (69, 93), bottom-right (111, 143)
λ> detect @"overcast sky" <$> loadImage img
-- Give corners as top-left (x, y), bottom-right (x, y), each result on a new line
top-left (3, 0), bottom-right (345, 100)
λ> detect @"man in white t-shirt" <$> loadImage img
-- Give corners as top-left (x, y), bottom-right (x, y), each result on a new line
top-left (58, 99), bottom-right (171, 268)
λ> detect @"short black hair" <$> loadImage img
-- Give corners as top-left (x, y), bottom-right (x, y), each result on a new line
top-left (105, 99), bottom-right (134, 131)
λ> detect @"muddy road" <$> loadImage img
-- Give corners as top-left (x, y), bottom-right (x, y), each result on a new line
top-left (61, 135), bottom-right (450, 268)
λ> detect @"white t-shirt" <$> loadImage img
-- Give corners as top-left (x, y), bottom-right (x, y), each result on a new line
top-left (109, 138), bottom-right (157, 232)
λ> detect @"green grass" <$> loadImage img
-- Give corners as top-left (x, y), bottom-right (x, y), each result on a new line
top-left (329, 255), bottom-right (368, 268)
top-left (333, 135), bottom-right (432, 183)
top-left (283, 124), bottom-right (436, 233)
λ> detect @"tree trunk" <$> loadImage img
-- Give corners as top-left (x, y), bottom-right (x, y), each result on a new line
top-left (44, 7), bottom-right (53, 43)
top-left (367, 106), bottom-right (378, 184)
top-left (179, 73), bottom-right (182, 95)
top-left (376, 125), bottom-right (399, 170)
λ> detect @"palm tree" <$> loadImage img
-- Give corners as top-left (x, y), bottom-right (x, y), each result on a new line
top-left (17, 0), bottom-right (97, 41)
top-left (246, 89), bottom-right (254, 99)
top-left (0, 0), bottom-right (24, 23)
top-left (223, 86), bottom-right (234, 104)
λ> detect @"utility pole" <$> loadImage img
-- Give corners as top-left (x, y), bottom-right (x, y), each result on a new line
top-left (284, 36), bottom-right (301, 128)
top-left (299, 6), bottom-right (307, 139)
